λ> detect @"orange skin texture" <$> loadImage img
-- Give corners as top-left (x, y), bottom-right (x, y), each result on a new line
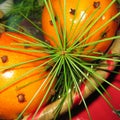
top-left (0, 32), bottom-right (54, 119)
top-left (42, 0), bottom-right (118, 57)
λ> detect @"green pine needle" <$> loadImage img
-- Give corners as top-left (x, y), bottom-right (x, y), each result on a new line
top-left (0, 0), bottom-right (120, 120)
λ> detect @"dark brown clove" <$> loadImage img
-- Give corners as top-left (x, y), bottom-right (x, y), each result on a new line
top-left (17, 94), bottom-right (26, 103)
top-left (69, 8), bottom-right (76, 15)
top-left (93, 1), bottom-right (100, 8)
top-left (49, 16), bottom-right (57, 25)
top-left (1, 55), bottom-right (8, 63)
top-left (101, 31), bottom-right (107, 39)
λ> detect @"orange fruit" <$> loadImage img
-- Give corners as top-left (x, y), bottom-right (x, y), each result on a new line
top-left (41, 0), bottom-right (118, 58)
top-left (0, 32), bottom-right (54, 119)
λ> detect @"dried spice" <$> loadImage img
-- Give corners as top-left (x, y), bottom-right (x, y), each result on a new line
top-left (49, 16), bottom-right (57, 25)
top-left (17, 94), bottom-right (26, 103)
top-left (93, 1), bottom-right (100, 8)
top-left (70, 8), bottom-right (76, 15)
top-left (101, 31), bottom-right (107, 38)
top-left (1, 55), bottom-right (8, 63)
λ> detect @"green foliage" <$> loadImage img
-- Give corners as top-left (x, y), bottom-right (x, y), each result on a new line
top-left (0, 0), bottom-right (5, 4)
top-left (4, 0), bottom-right (44, 31)
top-left (114, 110), bottom-right (120, 117)
top-left (117, 0), bottom-right (120, 4)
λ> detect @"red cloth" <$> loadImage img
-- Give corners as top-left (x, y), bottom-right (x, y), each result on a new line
top-left (73, 70), bottom-right (120, 120)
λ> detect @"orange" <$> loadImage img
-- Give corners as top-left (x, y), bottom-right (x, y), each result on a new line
top-left (41, 0), bottom-right (118, 58)
top-left (0, 32), bottom-right (54, 119)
